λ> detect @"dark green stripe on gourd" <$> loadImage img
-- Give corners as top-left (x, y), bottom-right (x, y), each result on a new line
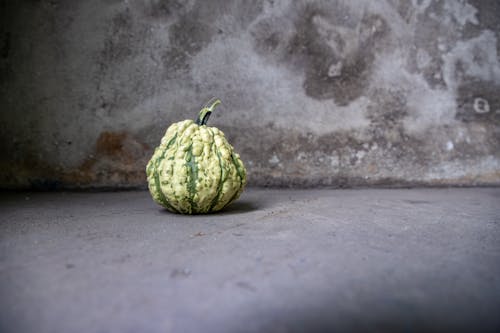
top-left (209, 132), bottom-right (225, 212)
top-left (231, 152), bottom-right (245, 184)
top-left (152, 133), bottom-right (178, 213)
top-left (226, 153), bottom-right (245, 205)
top-left (185, 144), bottom-right (199, 213)
top-left (146, 98), bottom-right (246, 214)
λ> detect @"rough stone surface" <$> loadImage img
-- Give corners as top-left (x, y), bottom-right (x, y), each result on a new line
top-left (1, 0), bottom-right (499, 188)
top-left (0, 188), bottom-right (499, 332)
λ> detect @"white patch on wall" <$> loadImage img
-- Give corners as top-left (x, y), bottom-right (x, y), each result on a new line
top-left (405, 84), bottom-right (457, 134)
top-left (356, 150), bottom-right (366, 161)
top-left (443, 30), bottom-right (500, 90)
top-left (473, 97), bottom-right (490, 114)
top-left (328, 61), bottom-right (344, 78)
top-left (330, 154), bottom-right (340, 168)
top-left (443, 0), bottom-right (479, 26)
top-left (411, 0), bottom-right (432, 13)
top-left (312, 15), bottom-right (360, 56)
top-left (416, 49), bottom-right (432, 70)
top-left (371, 50), bottom-right (457, 134)
top-left (269, 153), bottom-right (280, 165)
top-left (261, 0), bottom-right (293, 17)
top-left (189, 36), bottom-right (371, 135)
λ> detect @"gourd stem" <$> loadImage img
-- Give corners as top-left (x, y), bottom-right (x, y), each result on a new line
top-left (195, 98), bottom-right (221, 125)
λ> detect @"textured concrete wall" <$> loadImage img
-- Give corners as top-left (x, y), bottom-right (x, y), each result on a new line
top-left (1, 0), bottom-right (499, 189)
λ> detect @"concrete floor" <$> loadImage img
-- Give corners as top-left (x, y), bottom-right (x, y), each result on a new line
top-left (0, 188), bottom-right (499, 333)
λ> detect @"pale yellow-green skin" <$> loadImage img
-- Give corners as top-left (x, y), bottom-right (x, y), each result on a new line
top-left (146, 120), bottom-right (246, 214)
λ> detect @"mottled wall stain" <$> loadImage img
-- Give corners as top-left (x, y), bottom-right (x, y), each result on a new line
top-left (74, 131), bottom-right (149, 187)
top-left (251, 2), bottom-right (390, 105)
top-left (0, 0), bottom-right (499, 189)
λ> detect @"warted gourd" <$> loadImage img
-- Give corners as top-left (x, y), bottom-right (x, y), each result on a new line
top-left (146, 99), bottom-right (246, 214)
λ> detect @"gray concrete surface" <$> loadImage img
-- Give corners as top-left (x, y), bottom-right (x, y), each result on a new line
top-left (0, 188), bottom-right (499, 333)
top-left (1, 1), bottom-right (500, 189)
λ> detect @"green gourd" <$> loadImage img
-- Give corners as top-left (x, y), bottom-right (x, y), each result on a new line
top-left (146, 99), bottom-right (247, 214)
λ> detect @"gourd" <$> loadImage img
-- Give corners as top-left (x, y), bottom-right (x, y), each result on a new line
top-left (146, 99), bottom-right (247, 214)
